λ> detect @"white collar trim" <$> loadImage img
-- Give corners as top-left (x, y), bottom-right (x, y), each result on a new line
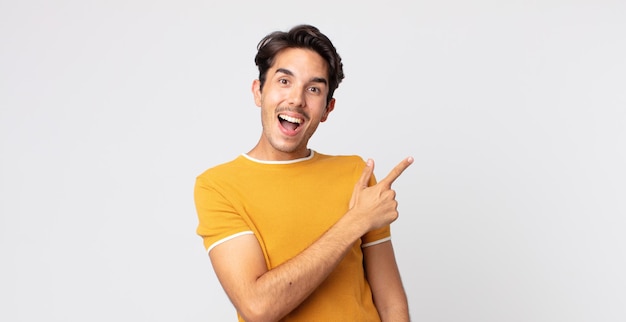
top-left (242, 150), bottom-right (315, 164)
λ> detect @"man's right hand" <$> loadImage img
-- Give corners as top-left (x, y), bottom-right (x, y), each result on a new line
top-left (348, 157), bottom-right (414, 232)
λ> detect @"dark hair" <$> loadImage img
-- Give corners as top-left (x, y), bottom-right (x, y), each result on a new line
top-left (254, 24), bottom-right (344, 104)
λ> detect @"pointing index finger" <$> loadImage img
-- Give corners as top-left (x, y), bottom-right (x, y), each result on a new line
top-left (380, 156), bottom-right (414, 187)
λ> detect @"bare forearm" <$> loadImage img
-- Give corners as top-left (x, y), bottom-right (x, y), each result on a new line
top-left (239, 214), bottom-right (367, 321)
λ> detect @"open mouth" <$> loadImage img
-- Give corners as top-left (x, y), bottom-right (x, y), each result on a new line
top-left (278, 114), bottom-right (303, 132)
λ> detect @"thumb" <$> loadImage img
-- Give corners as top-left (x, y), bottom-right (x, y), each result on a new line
top-left (350, 159), bottom-right (374, 208)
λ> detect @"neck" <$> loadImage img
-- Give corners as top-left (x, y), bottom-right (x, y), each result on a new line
top-left (247, 144), bottom-right (311, 161)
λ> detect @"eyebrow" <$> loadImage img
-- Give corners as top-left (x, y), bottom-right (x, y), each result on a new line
top-left (275, 68), bottom-right (328, 85)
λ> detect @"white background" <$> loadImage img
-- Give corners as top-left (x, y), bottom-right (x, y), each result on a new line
top-left (1, 1), bottom-right (625, 321)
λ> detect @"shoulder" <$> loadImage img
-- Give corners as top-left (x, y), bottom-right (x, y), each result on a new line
top-left (313, 152), bottom-right (378, 184)
top-left (312, 152), bottom-right (368, 175)
top-left (314, 152), bottom-right (366, 165)
top-left (196, 155), bottom-right (247, 182)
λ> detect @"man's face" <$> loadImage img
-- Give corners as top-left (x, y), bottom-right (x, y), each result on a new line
top-left (251, 47), bottom-right (335, 160)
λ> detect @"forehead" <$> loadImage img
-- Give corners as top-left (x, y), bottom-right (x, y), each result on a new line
top-left (271, 47), bottom-right (329, 79)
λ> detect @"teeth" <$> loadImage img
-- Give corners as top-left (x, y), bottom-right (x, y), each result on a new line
top-left (279, 114), bottom-right (302, 124)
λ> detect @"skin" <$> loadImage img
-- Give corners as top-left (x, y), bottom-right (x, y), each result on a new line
top-left (249, 47), bottom-right (335, 161)
top-left (209, 47), bottom-right (413, 322)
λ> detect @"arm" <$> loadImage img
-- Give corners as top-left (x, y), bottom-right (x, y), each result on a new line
top-left (364, 241), bottom-right (410, 322)
top-left (209, 157), bottom-right (413, 322)
top-left (210, 211), bottom-right (369, 322)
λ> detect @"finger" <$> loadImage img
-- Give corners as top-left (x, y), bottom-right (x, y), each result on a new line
top-left (356, 159), bottom-right (374, 189)
top-left (350, 159), bottom-right (374, 208)
top-left (380, 156), bottom-right (414, 187)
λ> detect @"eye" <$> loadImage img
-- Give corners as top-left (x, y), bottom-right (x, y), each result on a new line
top-left (308, 87), bottom-right (320, 94)
top-left (278, 78), bottom-right (289, 85)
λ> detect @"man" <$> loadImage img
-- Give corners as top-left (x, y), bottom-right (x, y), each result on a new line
top-left (194, 24), bottom-right (413, 321)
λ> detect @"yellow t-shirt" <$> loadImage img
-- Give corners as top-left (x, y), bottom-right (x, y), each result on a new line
top-left (194, 151), bottom-right (390, 321)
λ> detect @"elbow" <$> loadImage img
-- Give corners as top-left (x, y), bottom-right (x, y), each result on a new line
top-left (376, 302), bottom-right (410, 322)
top-left (237, 299), bottom-right (280, 322)
top-left (238, 309), bottom-right (265, 322)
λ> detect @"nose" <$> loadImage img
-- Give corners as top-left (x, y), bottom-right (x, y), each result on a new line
top-left (287, 87), bottom-right (305, 108)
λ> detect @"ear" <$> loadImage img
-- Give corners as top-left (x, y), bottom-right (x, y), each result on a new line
top-left (252, 79), bottom-right (262, 107)
top-left (320, 98), bottom-right (335, 122)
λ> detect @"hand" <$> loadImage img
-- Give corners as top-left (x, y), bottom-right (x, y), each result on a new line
top-left (348, 157), bottom-right (414, 231)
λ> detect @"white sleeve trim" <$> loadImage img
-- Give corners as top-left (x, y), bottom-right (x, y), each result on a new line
top-left (361, 236), bottom-right (391, 248)
top-left (207, 231), bottom-right (255, 253)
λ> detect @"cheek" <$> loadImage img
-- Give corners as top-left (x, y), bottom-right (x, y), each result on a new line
top-left (266, 89), bottom-right (289, 103)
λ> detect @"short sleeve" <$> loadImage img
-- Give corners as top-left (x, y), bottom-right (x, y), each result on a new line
top-left (361, 226), bottom-right (391, 247)
top-left (194, 175), bottom-right (252, 253)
